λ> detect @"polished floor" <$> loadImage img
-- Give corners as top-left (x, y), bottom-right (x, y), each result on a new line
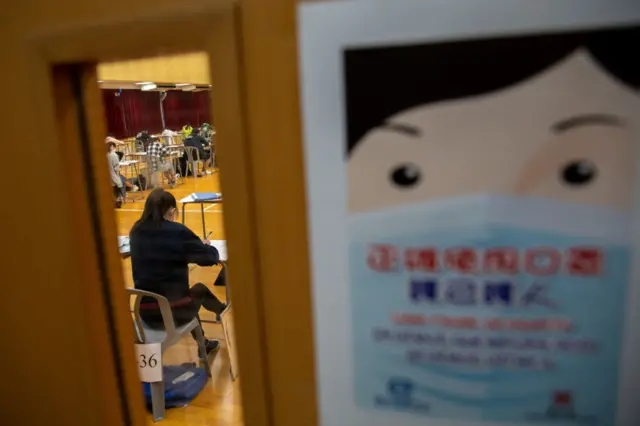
top-left (116, 171), bottom-right (243, 426)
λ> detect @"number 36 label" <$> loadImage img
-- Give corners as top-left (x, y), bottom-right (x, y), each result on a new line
top-left (134, 343), bottom-right (162, 382)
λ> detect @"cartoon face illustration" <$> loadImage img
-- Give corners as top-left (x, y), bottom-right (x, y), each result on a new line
top-left (346, 27), bottom-right (640, 213)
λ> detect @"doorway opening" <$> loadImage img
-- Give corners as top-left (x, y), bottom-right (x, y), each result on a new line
top-left (99, 52), bottom-right (242, 424)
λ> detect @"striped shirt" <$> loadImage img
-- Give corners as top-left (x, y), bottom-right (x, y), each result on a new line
top-left (147, 141), bottom-right (170, 171)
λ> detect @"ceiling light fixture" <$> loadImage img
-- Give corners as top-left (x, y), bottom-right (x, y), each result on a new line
top-left (175, 83), bottom-right (191, 87)
top-left (141, 83), bottom-right (157, 91)
top-left (135, 81), bottom-right (153, 85)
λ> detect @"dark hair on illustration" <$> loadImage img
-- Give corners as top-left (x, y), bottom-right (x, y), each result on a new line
top-left (131, 188), bottom-right (177, 231)
top-left (345, 25), bottom-right (640, 154)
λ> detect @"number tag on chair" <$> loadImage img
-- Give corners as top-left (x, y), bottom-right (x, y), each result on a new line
top-left (134, 343), bottom-right (162, 382)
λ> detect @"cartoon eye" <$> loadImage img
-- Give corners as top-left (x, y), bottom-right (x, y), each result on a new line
top-left (560, 160), bottom-right (597, 187)
top-left (390, 163), bottom-right (421, 188)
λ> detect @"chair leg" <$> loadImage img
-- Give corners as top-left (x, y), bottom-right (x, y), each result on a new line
top-left (193, 325), bottom-right (212, 377)
top-left (150, 381), bottom-right (165, 422)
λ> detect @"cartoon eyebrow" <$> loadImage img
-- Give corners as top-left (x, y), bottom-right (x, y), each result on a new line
top-left (552, 114), bottom-right (625, 133)
top-left (379, 122), bottom-right (422, 137)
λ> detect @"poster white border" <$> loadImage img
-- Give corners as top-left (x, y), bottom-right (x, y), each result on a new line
top-left (298, 1), bottom-right (640, 426)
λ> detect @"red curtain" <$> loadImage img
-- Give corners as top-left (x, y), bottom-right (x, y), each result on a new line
top-left (102, 90), bottom-right (128, 138)
top-left (102, 89), bottom-right (164, 138)
top-left (194, 92), bottom-right (211, 126)
top-left (163, 91), bottom-right (212, 131)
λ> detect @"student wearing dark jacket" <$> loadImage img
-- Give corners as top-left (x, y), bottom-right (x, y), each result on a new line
top-left (136, 129), bottom-right (153, 150)
top-left (130, 188), bottom-right (226, 353)
top-left (183, 128), bottom-right (213, 175)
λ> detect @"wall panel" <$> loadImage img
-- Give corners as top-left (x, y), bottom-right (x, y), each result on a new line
top-left (97, 52), bottom-right (211, 84)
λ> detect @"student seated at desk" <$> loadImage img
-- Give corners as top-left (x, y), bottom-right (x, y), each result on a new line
top-left (107, 141), bottom-right (125, 208)
top-left (161, 128), bottom-right (178, 145)
top-left (184, 128), bottom-right (213, 175)
top-left (136, 129), bottom-right (153, 150)
top-left (200, 123), bottom-right (214, 142)
top-left (105, 134), bottom-right (125, 145)
top-left (148, 137), bottom-right (177, 187)
top-left (130, 188), bottom-right (227, 353)
top-left (115, 151), bottom-right (142, 192)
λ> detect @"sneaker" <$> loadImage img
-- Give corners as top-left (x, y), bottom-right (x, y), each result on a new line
top-left (175, 173), bottom-right (181, 179)
top-left (205, 170), bottom-right (212, 175)
top-left (205, 339), bottom-right (220, 355)
top-left (132, 185), bottom-right (139, 192)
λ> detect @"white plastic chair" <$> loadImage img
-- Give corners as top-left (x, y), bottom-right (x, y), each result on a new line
top-left (183, 146), bottom-right (202, 179)
top-left (128, 289), bottom-right (212, 421)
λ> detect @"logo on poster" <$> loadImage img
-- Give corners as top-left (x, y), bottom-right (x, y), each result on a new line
top-left (374, 378), bottom-right (430, 412)
top-left (526, 391), bottom-right (597, 424)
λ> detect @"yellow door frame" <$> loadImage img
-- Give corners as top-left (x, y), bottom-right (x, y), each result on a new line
top-left (0, 1), bottom-right (316, 425)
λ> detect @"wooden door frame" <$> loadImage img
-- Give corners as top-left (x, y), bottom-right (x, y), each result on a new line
top-left (44, 4), bottom-right (273, 426)
top-left (0, 0), bottom-right (317, 424)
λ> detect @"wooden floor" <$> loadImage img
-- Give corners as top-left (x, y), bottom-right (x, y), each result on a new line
top-left (116, 171), bottom-right (244, 426)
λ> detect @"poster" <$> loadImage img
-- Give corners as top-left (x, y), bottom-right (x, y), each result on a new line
top-left (299, 2), bottom-right (640, 426)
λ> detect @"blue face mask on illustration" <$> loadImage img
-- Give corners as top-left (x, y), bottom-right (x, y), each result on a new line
top-left (348, 194), bottom-right (631, 422)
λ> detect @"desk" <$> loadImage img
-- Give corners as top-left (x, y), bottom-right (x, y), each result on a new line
top-left (179, 193), bottom-right (223, 238)
top-left (159, 135), bottom-right (184, 145)
top-left (118, 236), bottom-right (226, 262)
top-left (118, 236), bottom-right (130, 259)
top-left (207, 240), bottom-right (227, 261)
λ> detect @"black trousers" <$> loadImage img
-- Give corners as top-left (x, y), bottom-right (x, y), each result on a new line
top-left (140, 265), bottom-right (227, 338)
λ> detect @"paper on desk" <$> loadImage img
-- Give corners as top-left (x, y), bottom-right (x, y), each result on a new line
top-left (208, 240), bottom-right (228, 261)
top-left (117, 236), bottom-right (130, 254)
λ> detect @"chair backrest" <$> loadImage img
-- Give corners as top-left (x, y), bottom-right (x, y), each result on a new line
top-left (119, 144), bottom-right (130, 155)
top-left (127, 288), bottom-right (177, 343)
top-left (174, 146), bottom-right (186, 158)
top-left (135, 140), bottom-right (144, 152)
top-left (183, 146), bottom-right (200, 162)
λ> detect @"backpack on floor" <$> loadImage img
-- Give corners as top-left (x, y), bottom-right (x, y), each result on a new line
top-left (142, 363), bottom-right (208, 409)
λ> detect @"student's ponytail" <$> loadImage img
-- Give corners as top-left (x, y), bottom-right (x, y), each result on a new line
top-left (131, 188), bottom-right (177, 231)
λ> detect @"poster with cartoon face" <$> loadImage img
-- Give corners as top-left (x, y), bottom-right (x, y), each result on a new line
top-left (299, 2), bottom-right (640, 426)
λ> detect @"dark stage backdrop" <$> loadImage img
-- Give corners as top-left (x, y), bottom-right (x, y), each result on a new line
top-left (102, 89), bottom-right (211, 138)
